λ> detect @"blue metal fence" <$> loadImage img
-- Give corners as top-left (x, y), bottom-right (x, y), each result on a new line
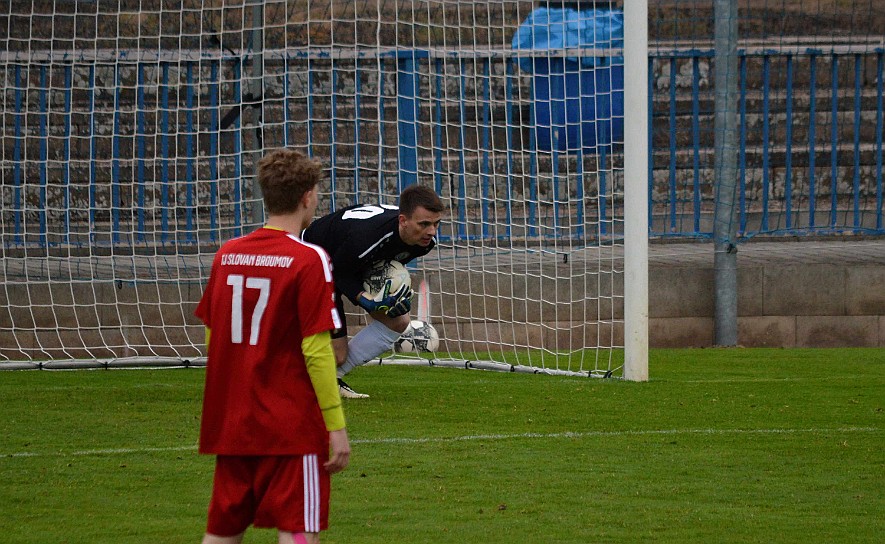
top-left (2, 47), bottom-right (883, 248)
top-left (650, 46), bottom-right (884, 238)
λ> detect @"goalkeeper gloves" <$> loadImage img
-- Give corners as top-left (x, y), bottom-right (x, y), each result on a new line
top-left (386, 288), bottom-right (413, 318)
top-left (357, 282), bottom-right (412, 316)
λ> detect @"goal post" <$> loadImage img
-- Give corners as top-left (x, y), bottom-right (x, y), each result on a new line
top-left (0, 1), bottom-right (648, 379)
top-left (623, 0), bottom-right (649, 381)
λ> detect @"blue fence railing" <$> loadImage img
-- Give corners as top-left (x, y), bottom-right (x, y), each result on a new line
top-left (2, 46), bottom-right (883, 248)
top-left (649, 46), bottom-right (884, 238)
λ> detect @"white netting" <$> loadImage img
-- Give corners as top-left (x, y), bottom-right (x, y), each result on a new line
top-left (1, 1), bottom-right (639, 377)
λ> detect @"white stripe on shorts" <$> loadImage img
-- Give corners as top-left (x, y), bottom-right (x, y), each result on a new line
top-left (303, 454), bottom-right (320, 532)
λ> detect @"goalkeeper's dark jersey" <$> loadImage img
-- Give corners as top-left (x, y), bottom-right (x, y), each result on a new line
top-left (302, 203), bottom-right (436, 304)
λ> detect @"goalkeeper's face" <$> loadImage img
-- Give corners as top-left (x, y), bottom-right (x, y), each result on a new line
top-left (399, 206), bottom-right (442, 247)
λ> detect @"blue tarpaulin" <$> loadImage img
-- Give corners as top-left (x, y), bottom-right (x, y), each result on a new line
top-left (511, 7), bottom-right (625, 152)
top-left (511, 7), bottom-right (624, 72)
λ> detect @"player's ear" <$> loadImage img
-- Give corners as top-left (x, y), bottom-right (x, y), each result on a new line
top-left (301, 186), bottom-right (316, 207)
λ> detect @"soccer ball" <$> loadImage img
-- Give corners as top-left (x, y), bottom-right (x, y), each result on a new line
top-left (394, 320), bottom-right (440, 353)
top-left (362, 260), bottom-right (411, 301)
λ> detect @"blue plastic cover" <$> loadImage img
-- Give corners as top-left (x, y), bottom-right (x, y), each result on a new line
top-left (511, 7), bottom-right (624, 72)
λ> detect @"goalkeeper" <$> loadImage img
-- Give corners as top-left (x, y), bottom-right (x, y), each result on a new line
top-left (303, 184), bottom-right (444, 399)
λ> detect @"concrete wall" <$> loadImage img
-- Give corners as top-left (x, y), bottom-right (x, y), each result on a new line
top-left (647, 240), bottom-right (885, 348)
top-left (1, 240), bottom-right (883, 364)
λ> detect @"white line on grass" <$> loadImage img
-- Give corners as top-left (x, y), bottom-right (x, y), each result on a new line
top-left (665, 376), bottom-right (875, 383)
top-left (3, 426), bottom-right (879, 459)
top-left (353, 426), bottom-right (881, 445)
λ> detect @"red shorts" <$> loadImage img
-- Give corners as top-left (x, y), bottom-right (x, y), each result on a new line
top-left (206, 454), bottom-right (330, 536)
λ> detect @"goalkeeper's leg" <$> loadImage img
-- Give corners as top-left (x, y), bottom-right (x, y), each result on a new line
top-left (337, 315), bottom-right (408, 378)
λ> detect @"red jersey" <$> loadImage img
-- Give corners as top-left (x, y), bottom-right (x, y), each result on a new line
top-left (195, 227), bottom-right (342, 455)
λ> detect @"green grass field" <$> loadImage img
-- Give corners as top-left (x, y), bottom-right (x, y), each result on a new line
top-left (1, 348), bottom-right (882, 543)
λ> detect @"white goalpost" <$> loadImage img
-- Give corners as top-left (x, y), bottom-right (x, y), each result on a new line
top-left (0, 1), bottom-right (648, 380)
top-left (623, 0), bottom-right (649, 381)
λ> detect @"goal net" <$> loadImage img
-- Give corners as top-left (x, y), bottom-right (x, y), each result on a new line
top-left (0, 1), bottom-right (648, 379)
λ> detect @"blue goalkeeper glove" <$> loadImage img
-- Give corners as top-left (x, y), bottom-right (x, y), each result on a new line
top-left (385, 287), bottom-right (413, 318)
top-left (357, 282), bottom-right (411, 315)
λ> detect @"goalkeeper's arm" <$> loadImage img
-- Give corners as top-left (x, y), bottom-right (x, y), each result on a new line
top-left (356, 283), bottom-right (413, 316)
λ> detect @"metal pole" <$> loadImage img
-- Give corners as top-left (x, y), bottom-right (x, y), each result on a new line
top-left (713, 0), bottom-right (740, 346)
top-left (250, 0), bottom-right (265, 226)
top-left (623, 0), bottom-right (649, 381)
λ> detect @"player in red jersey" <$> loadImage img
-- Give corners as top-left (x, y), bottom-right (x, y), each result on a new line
top-left (195, 148), bottom-right (349, 544)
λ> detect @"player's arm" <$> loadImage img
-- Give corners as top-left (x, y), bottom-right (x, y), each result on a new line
top-left (328, 242), bottom-right (369, 303)
top-left (302, 331), bottom-right (346, 431)
top-left (302, 331), bottom-right (351, 473)
top-left (356, 282), bottom-right (412, 315)
top-left (332, 245), bottom-right (411, 315)
top-left (329, 245), bottom-right (396, 312)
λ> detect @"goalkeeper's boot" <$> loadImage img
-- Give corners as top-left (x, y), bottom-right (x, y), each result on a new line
top-left (338, 378), bottom-right (370, 399)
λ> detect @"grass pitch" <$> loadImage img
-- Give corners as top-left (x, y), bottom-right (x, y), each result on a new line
top-left (1, 348), bottom-right (882, 543)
